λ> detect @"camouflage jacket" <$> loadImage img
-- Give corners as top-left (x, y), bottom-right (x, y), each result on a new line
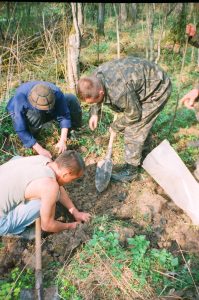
top-left (90, 57), bottom-right (169, 132)
top-left (188, 33), bottom-right (199, 48)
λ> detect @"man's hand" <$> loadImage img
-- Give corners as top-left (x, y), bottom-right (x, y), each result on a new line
top-left (55, 139), bottom-right (67, 154)
top-left (33, 142), bottom-right (52, 158)
top-left (55, 128), bottom-right (68, 154)
top-left (70, 207), bottom-right (91, 223)
top-left (180, 89), bottom-right (199, 110)
top-left (186, 24), bottom-right (196, 37)
top-left (89, 115), bottom-right (98, 131)
top-left (66, 221), bottom-right (81, 230)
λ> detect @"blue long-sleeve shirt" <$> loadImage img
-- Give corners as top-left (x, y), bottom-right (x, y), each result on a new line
top-left (6, 81), bottom-right (71, 148)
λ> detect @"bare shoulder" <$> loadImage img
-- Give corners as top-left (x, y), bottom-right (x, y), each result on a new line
top-left (34, 177), bottom-right (59, 191)
top-left (25, 176), bottom-right (59, 200)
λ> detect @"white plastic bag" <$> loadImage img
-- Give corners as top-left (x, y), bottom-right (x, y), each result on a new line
top-left (142, 139), bottom-right (199, 224)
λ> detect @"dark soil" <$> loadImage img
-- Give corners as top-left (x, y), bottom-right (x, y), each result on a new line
top-left (1, 151), bottom-right (199, 299)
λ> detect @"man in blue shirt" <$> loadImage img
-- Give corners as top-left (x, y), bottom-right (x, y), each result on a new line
top-left (6, 81), bottom-right (82, 158)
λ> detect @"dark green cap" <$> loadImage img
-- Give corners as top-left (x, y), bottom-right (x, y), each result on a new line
top-left (28, 84), bottom-right (55, 110)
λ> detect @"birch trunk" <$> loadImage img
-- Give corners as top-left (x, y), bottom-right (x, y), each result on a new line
top-left (98, 3), bottom-right (105, 36)
top-left (114, 4), bottom-right (120, 59)
top-left (77, 3), bottom-right (84, 35)
top-left (146, 3), bottom-right (154, 62)
top-left (120, 3), bottom-right (127, 23)
top-left (67, 3), bottom-right (81, 94)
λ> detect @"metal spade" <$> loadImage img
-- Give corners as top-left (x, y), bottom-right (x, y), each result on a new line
top-left (95, 131), bottom-right (115, 193)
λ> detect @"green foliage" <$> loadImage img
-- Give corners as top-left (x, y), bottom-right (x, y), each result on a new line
top-left (0, 2), bottom-right (64, 38)
top-left (152, 108), bottom-right (197, 142)
top-left (167, 3), bottom-right (188, 46)
top-left (178, 146), bottom-right (199, 167)
top-left (58, 216), bottom-right (199, 297)
top-left (57, 278), bottom-right (82, 300)
top-left (0, 101), bottom-right (18, 163)
top-left (72, 105), bottom-right (114, 157)
top-left (89, 42), bottom-right (109, 54)
top-left (0, 267), bottom-right (34, 300)
top-left (0, 101), bottom-right (15, 143)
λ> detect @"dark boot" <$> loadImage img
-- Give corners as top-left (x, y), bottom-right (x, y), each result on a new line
top-left (111, 163), bottom-right (138, 183)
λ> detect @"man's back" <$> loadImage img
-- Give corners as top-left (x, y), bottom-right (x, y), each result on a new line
top-left (0, 155), bottom-right (55, 217)
top-left (93, 56), bottom-right (167, 105)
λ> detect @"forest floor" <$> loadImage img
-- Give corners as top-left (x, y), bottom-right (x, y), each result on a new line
top-left (1, 17), bottom-right (199, 299)
top-left (1, 123), bottom-right (199, 299)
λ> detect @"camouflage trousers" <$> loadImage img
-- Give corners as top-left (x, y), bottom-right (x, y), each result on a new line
top-left (124, 77), bottom-right (172, 166)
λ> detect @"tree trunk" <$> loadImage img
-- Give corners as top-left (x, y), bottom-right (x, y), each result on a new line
top-left (155, 3), bottom-right (176, 63)
top-left (146, 3), bottom-right (155, 62)
top-left (120, 3), bottom-right (127, 23)
top-left (67, 3), bottom-right (81, 94)
top-left (128, 3), bottom-right (137, 24)
top-left (114, 4), bottom-right (120, 59)
top-left (77, 3), bottom-right (84, 35)
top-left (98, 3), bottom-right (105, 36)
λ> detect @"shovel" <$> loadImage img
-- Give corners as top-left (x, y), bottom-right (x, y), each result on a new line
top-left (95, 130), bottom-right (115, 193)
top-left (20, 218), bottom-right (59, 300)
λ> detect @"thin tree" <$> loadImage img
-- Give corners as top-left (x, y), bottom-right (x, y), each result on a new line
top-left (98, 3), bottom-right (105, 36)
top-left (67, 3), bottom-right (81, 94)
top-left (155, 3), bottom-right (177, 63)
top-left (114, 4), bottom-right (120, 59)
top-left (120, 3), bottom-right (127, 24)
top-left (146, 3), bottom-right (155, 62)
top-left (77, 3), bottom-right (84, 35)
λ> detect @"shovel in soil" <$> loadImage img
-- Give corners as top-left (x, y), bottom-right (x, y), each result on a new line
top-left (95, 130), bottom-right (115, 193)
top-left (20, 218), bottom-right (59, 300)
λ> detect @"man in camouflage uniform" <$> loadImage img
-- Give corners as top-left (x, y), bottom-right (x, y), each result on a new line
top-left (77, 56), bottom-right (172, 182)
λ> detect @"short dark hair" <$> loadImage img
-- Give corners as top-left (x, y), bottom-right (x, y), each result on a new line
top-left (77, 76), bottom-right (102, 101)
top-left (55, 150), bottom-right (85, 175)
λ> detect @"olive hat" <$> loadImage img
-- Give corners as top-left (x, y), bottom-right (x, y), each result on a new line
top-left (28, 84), bottom-right (55, 110)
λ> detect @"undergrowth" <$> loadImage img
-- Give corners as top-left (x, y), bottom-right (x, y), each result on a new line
top-left (56, 215), bottom-right (199, 299)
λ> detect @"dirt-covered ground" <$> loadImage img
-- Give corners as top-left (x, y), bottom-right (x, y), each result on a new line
top-left (1, 129), bottom-right (199, 299)
top-left (1, 151), bottom-right (199, 263)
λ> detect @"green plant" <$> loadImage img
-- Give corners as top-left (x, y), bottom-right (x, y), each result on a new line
top-left (0, 267), bottom-right (34, 300)
top-left (57, 216), bottom-right (199, 298)
top-left (89, 42), bottom-right (109, 54)
top-left (57, 277), bottom-right (82, 299)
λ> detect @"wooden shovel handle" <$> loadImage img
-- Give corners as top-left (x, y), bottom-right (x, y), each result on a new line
top-left (106, 131), bottom-right (115, 160)
top-left (106, 114), bottom-right (117, 159)
top-left (35, 218), bottom-right (42, 271)
top-left (35, 218), bottom-right (43, 299)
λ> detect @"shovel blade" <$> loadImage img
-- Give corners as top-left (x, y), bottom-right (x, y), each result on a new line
top-left (95, 158), bottom-right (113, 192)
top-left (20, 289), bottom-right (35, 300)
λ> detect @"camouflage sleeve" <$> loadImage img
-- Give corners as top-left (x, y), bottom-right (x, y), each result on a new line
top-left (110, 91), bottom-right (142, 132)
top-left (89, 103), bottom-right (102, 116)
top-left (188, 33), bottom-right (199, 48)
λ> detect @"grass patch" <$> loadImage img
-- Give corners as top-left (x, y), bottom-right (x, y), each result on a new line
top-left (57, 215), bottom-right (199, 299)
